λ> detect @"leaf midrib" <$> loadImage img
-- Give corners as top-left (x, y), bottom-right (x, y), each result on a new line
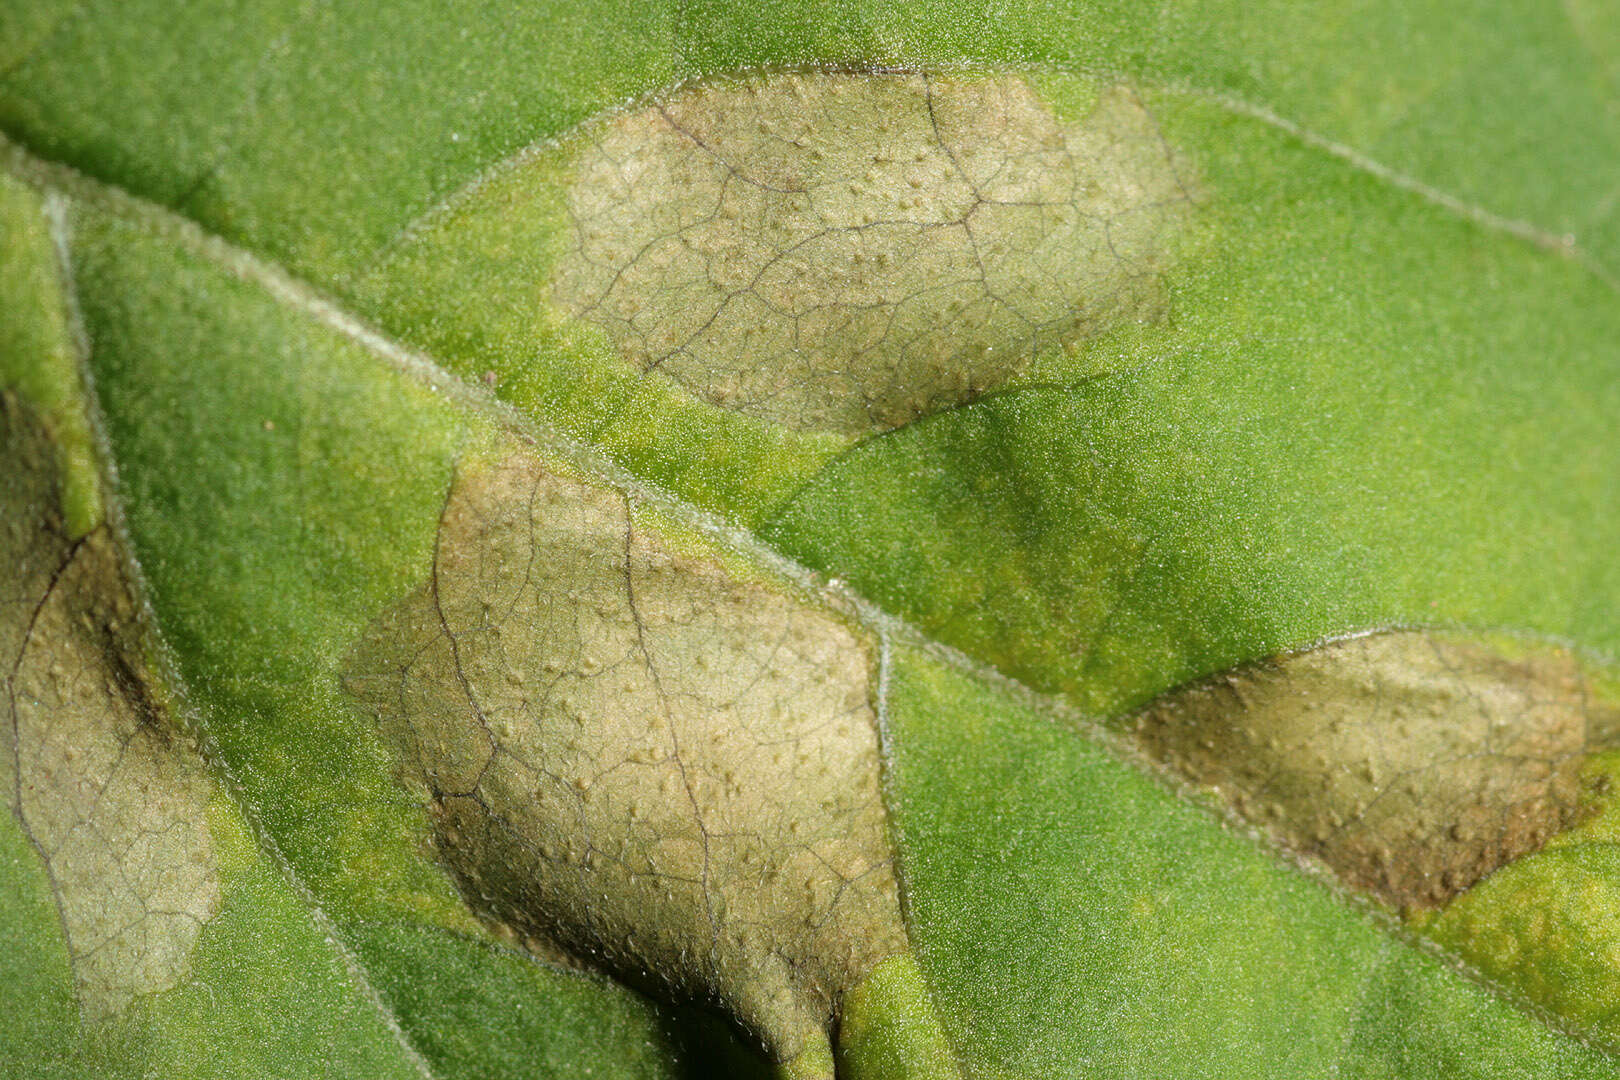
top-left (28, 184), bottom-right (445, 1080)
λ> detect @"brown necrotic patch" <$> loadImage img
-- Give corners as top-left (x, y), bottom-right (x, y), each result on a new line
top-left (3, 392), bottom-right (219, 1020)
top-left (553, 71), bottom-right (1194, 435)
top-left (343, 449), bottom-right (906, 1063)
top-left (1135, 631), bottom-right (1620, 911)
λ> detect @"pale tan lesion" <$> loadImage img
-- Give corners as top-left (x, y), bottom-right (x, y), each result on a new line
top-left (3, 391), bottom-right (219, 1020)
top-left (553, 71), bottom-right (1195, 436)
top-left (1135, 630), bottom-right (1619, 911)
top-left (344, 449), bottom-right (907, 1063)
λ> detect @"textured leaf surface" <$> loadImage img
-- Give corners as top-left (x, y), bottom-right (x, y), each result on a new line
top-left (344, 446), bottom-right (907, 1068)
top-left (2, 2), bottom-right (1618, 1077)
top-left (550, 72), bottom-right (1190, 434)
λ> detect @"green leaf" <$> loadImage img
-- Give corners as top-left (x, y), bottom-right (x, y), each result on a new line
top-left (2, 3), bottom-right (1617, 1078)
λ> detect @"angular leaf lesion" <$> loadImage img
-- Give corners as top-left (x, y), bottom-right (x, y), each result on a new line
top-left (344, 447), bottom-right (908, 1067)
top-left (2, 390), bottom-right (220, 1021)
top-left (554, 71), bottom-right (1196, 435)
top-left (1134, 629), bottom-right (1620, 911)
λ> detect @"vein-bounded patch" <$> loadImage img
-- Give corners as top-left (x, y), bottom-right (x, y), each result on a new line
top-left (1135, 630), bottom-right (1620, 910)
top-left (2, 392), bottom-right (220, 1019)
top-left (343, 449), bottom-right (906, 1064)
top-left (554, 72), bottom-right (1194, 435)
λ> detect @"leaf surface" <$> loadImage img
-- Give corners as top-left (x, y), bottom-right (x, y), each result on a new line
top-left (2, 3), bottom-right (1619, 1078)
